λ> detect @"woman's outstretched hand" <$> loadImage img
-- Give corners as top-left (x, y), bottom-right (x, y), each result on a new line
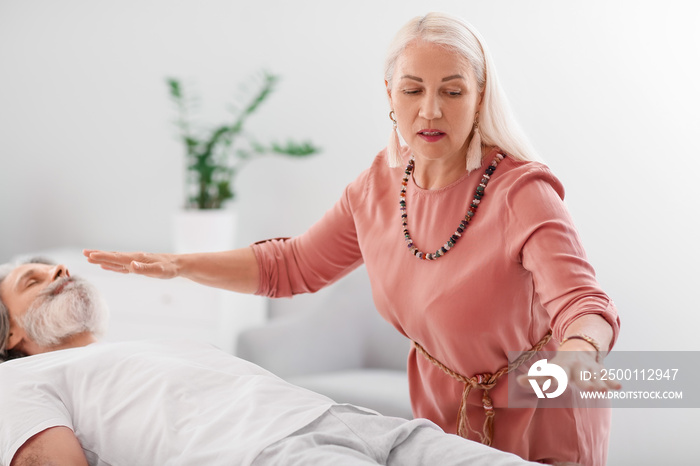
top-left (83, 247), bottom-right (260, 293)
top-left (83, 249), bottom-right (180, 279)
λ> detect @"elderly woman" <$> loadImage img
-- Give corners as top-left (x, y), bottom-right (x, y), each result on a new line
top-left (85, 12), bottom-right (620, 465)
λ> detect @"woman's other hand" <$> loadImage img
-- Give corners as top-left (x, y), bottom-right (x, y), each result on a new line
top-left (517, 314), bottom-right (620, 393)
top-left (549, 339), bottom-right (622, 393)
top-left (516, 339), bottom-right (621, 394)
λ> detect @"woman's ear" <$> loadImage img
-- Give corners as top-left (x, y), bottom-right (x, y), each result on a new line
top-left (385, 80), bottom-right (393, 106)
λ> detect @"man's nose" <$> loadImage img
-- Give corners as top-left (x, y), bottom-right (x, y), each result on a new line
top-left (51, 264), bottom-right (70, 281)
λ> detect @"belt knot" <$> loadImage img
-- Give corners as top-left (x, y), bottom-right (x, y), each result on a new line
top-left (470, 373), bottom-right (497, 390)
top-left (413, 331), bottom-right (552, 446)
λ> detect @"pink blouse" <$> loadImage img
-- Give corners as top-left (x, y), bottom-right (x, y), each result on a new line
top-left (252, 147), bottom-right (620, 465)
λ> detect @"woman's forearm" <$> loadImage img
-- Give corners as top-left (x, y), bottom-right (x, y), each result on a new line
top-left (174, 247), bottom-right (260, 294)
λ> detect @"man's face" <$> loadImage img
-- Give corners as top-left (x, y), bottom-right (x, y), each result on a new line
top-left (0, 263), bottom-right (108, 355)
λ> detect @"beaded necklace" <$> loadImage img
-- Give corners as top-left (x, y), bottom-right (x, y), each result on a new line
top-left (400, 152), bottom-right (505, 260)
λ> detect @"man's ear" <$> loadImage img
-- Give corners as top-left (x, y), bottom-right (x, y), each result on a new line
top-left (7, 322), bottom-right (25, 351)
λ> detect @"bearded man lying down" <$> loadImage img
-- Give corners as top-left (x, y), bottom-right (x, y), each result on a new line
top-left (0, 258), bottom-right (537, 466)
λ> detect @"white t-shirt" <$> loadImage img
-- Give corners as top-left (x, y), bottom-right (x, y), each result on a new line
top-left (0, 340), bottom-right (334, 465)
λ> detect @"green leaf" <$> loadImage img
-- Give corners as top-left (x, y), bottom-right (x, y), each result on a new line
top-left (185, 136), bottom-right (199, 150)
top-left (271, 140), bottom-right (320, 156)
top-left (166, 78), bottom-right (182, 99)
top-left (216, 180), bottom-right (234, 204)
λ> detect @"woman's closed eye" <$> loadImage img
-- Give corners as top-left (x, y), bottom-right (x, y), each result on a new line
top-left (401, 89), bottom-right (463, 97)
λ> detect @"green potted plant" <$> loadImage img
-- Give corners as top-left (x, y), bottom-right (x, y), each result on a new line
top-left (166, 71), bottom-right (320, 252)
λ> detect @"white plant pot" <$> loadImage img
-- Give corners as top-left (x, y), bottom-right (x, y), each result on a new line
top-left (172, 208), bottom-right (237, 254)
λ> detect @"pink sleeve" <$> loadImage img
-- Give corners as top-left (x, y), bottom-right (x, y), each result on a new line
top-left (251, 171), bottom-right (368, 298)
top-left (504, 165), bottom-right (620, 349)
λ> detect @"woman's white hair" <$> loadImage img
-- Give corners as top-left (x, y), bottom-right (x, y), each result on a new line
top-left (384, 12), bottom-right (540, 167)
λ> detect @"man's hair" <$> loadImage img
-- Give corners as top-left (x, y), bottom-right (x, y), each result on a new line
top-left (0, 257), bottom-right (55, 362)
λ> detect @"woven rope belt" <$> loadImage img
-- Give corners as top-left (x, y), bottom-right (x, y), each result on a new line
top-left (413, 330), bottom-right (552, 446)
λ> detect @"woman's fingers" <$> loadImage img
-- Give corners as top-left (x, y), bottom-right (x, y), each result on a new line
top-left (516, 373), bottom-right (536, 389)
top-left (84, 249), bottom-right (134, 266)
top-left (83, 249), bottom-right (176, 279)
top-left (555, 352), bottom-right (622, 393)
top-left (99, 263), bottom-right (130, 274)
top-left (568, 361), bottom-right (622, 392)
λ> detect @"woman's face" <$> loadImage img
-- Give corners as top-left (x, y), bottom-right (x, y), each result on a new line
top-left (388, 40), bottom-right (481, 166)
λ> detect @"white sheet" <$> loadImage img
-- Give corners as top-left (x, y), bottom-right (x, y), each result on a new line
top-left (0, 340), bottom-right (333, 465)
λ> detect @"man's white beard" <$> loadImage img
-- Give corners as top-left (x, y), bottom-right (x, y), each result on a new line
top-left (22, 277), bottom-right (109, 347)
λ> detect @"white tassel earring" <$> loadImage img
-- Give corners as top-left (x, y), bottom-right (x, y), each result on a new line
top-left (466, 112), bottom-right (482, 172)
top-left (387, 110), bottom-right (402, 167)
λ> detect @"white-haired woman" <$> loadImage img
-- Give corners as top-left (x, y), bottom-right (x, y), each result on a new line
top-left (86, 12), bottom-right (620, 465)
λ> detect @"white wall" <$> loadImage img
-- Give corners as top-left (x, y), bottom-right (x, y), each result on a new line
top-left (1, 0), bottom-right (699, 463)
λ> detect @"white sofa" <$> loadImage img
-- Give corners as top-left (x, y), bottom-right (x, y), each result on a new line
top-left (235, 266), bottom-right (414, 419)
